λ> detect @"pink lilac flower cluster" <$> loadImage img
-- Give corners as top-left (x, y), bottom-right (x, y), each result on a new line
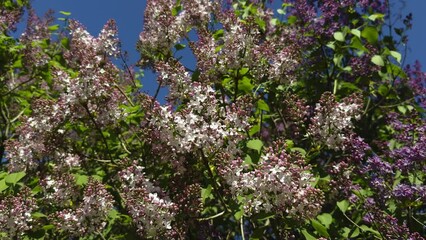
top-left (220, 141), bottom-right (323, 219)
top-left (118, 165), bottom-right (178, 238)
top-left (19, 10), bottom-right (53, 69)
top-left (139, 0), bottom-right (216, 67)
top-left (0, 187), bottom-right (37, 238)
top-left (0, 2), bottom-right (24, 32)
top-left (308, 92), bottom-right (363, 150)
top-left (53, 179), bottom-right (114, 237)
top-left (40, 171), bottom-right (79, 207)
top-left (405, 61), bottom-right (426, 107)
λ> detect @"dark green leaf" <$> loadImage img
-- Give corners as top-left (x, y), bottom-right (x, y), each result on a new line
top-left (362, 26), bottom-right (379, 43)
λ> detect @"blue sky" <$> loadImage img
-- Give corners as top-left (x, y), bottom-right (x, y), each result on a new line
top-left (30, 0), bottom-right (426, 97)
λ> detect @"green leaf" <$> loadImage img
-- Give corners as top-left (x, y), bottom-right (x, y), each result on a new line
top-left (239, 67), bottom-right (250, 76)
top-left (174, 43), bottom-right (186, 50)
top-left (342, 227), bottom-right (360, 238)
top-left (326, 41), bottom-right (335, 50)
top-left (360, 225), bottom-right (381, 236)
top-left (247, 139), bottom-right (263, 153)
top-left (277, 8), bottom-right (285, 15)
top-left (290, 147), bottom-right (306, 156)
top-left (351, 29), bottom-right (361, 38)
top-left (301, 229), bottom-right (316, 240)
top-left (59, 11), bottom-right (71, 16)
top-left (390, 50), bottom-right (402, 63)
top-left (337, 199), bottom-right (350, 213)
top-left (333, 31), bottom-right (345, 42)
top-left (32, 212), bottom-right (48, 219)
top-left (243, 155), bottom-right (253, 165)
top-left (371, 55), bottom-right (385, 67)
top-left (362, 26), bottom-right (379, 43)
top-left (249, 124), bottom-right (260, 136)
top-left (378, 84), bottom-right (389, 96)
top-left (201, 185), bottom-right (213, 200)
top-left (42, 225), bottom-right (55, 231)
top-left (5, 171), bottom-right (26, 185)
top-left (368, 13), bottom-right (385, 21)
top-left (171, 4), bottom-right (182, 16)
top-left (256, 99), bottom-right (269, 111)
top-left (74, 174), bottom-right (89, 186)
top-left (0, 179), bottom-right (8, 193)
top-left (397, 105), bottom-right (407, 114)
top-left (311, 219), bottom-right (329, 237)
top-left (238, 76), bottom-right (253, 93)
top-left (234, 207), bottom-right (244, 221)
top-left (317, 213), bottom-right (333, 228)
top-left (48, 24), bottom-right (59, 31)
top-left (108, 209), bottom-right (119, 219)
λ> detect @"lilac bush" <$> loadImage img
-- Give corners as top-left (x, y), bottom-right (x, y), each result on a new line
top-left (0, 0), bottom-right (425, 239)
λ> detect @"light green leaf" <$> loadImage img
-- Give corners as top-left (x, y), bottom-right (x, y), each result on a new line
top-left (371, 55), bottom-right (385, 66)
top-left (74, 174), bottom-right (89, 186)
top-left (249, 124), bottom-right (260, 137)
top-left (390, 50), bottom-right (402, 63)
top-left (5, 171), bottom-right (26, 185)
top-left (59, 11), bottom-right (71, 16)
top-left (397, 105), bottom-right (407, 114)
top-left (32, 212), bottom-right (48, 219)
top-left (48, 24), bottom-right (59, 31)
top-left (0, 179), bottom-right (8, 193)
top-left (256, 99), bottom-right (269, 111)
top-left (290, 147), bottom-right (306, 156)
top-left (337, 199), bottom-right (350, 213)
top-left (247, 139), bottom-right (263, 153)
top-left (201, 185), bottom-right (213, 200)
top-left (333, 31), bottom-right (345, 42)
top-left (317, 213), bottom-right (333, 228)
top-left (239, 67), bottom-right (250, 76)
top-left (368, 13), bottom-right (385, 21)
top-left (301, 229), bottom-right (316, 240)
top-left (311, 219), bottom-right (329, 237)
top-left (351, 29), bottom-right (361, 38)
top-left (238, 76), bottom-right (253, 93)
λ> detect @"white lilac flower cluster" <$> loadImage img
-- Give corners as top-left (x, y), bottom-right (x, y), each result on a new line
top-left (5, 20), bottom-right (126, 172)
top-left (0, 188), bottom-right (37, 238)
top-left (308, 92), bottom-right (362, 150)
top-left (221, 141), bottom-right (323, 219)
top-left (53, 180), bottom-right (114, 237)
top-left (118, 165), bottom-right (177, 238)
top-left (151, 82), bottom-right (248, 157)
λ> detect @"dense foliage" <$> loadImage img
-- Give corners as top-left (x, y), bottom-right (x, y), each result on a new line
top-left (0, 0), bottom-right (425, 239)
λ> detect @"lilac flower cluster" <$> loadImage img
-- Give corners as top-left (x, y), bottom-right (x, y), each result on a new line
top-left (221, 141), bottom-right (323, 219)
top-left (118, 165), bottom-right (178, 238)
top-left (5, 19), bottom-right (127, 172)
top-left (139, 0), bottom-right (216, 66)
top-left (0, 2), bottom-right (24, 32)
top-left (405, 61), bottom-right (426, 107)
top-left (308, 92), bottom-right (363, 150)
top-left (40, 171), bottom-right (79, 207)
top-left (53, 180), bottom-right (114, 237)
top-left (0, 188), bottom-right (37, 238)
